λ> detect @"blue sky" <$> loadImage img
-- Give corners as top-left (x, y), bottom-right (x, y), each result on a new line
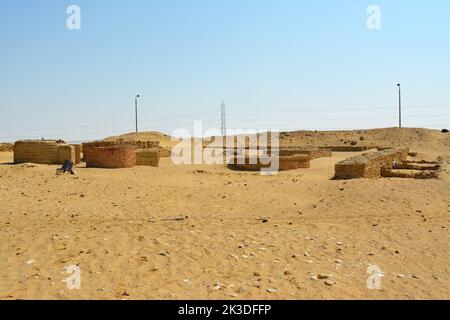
top-left (0, 0), bottom-right (449, 141)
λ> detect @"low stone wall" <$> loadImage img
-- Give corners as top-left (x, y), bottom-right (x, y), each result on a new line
top-left (334, 148), bottom-right (409, 179)
top-left (0, 143), bottom-right (13, 152)
top-left (136, 149), bottom-right (160, 167)
top-left (279, 147), bottom-right (331, 159)
top-left (84, 140), bottom-right (159, 149)
top-left (381, 169), bottom-right (439, 179)
top-left (159, 146), bottom-right (171, 158)
top-left (13, 140), bottom-right (78, 165)
top-left (228, 154), bottom-right (311, 172)
top-left (84, 146), bottom-right (136, 168)
top-left (71, 144), bottom-right (81, 164)
top-left (320, 145), bottom-right (376, 152)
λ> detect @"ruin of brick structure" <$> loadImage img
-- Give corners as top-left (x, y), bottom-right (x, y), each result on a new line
top-left (83, 145), bottom-right (136, 168)
top-left (88, 139), bottom-right (170, 158)
top-left (334, 148), bottom-right (410, 179)
top-left (278, 147), bottom-right (332, 159)
top-left (13, 140), bottom-right (81, 165)
top-left (228, 154), bottom-right (311, 172)
top-left (224, 146), bottom-right (335, 171)
top-left (82, 140), bottom-right (161, 168)
top-left (136, 149), bottom-right (160, 167)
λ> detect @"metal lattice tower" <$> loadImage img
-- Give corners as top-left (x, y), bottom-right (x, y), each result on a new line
top-left (221, 100), bottom-right (226, 137)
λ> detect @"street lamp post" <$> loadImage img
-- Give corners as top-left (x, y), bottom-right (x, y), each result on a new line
top-left (135, 95), bottom-right (140, 133)
top-left (397, 84), bottom-right (401, 128)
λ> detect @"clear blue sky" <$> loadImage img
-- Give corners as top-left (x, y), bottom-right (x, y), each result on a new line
top-left (0, 0), bottom-right (449, 141)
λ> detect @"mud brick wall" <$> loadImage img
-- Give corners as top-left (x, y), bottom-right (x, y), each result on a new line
top-left (14, 140), bottom-right (76, 165)
top-left (84, 140), bottom-right (159, 149)
top-left (334, 148), bottom-right (409, 179)
top-left (0, 143), bottom-right (13, 152)
top-left (381, 168), bottom-right (438, 179)
top-left (84, 146), bottom-right (136, 168)
top-left (279, 147), bottom-right (331, 159)
top-left (279, 155), bottom-right (311, 170)
top-left (71, 144), bottom-right (81, 164)
top-left (57, 145), bottom-right (76, 164)
top-left (320, 146), bottom-right (375, 152)
top-left (159, 146), bottom-right (171, 158)
top-left (228, 154), bottom-right (311, 172)
top-left (136, 149), bottom-right (160, 167)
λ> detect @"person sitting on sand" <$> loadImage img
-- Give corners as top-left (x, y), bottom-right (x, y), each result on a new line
top-left (56, 160), bottom-right (76, 175)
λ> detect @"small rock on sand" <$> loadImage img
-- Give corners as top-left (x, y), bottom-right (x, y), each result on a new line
top-left (324, 280), bottom-right (336, 286)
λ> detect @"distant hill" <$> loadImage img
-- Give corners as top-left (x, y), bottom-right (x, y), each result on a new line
top-left (101, 127), bottom-right (449, 154)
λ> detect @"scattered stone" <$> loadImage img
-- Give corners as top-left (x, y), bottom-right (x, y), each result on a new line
top-left (304, 251), bottom-right (310, 257)
top-left (317, 273), bottom-right (332, 280)
top-left (397, 274), bottom-right (405, 278)
top-left (266, 288), bottom-right (277, 293)
top-left (26, 260), bottom-right (35, 265)
top-left (411, 274), bottom-right (421, 279)
top-left (253, 272), bottom-right (261, 277)
top-left (284, 270), bottom-right (293, 276)
top-left (158, 250), bottom-right (169, 256)
top-left (324, 280), bottom-right (336, 286)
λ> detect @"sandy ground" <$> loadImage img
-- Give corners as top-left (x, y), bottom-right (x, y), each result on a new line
top-left (1, 132), bottom-right (449, 299)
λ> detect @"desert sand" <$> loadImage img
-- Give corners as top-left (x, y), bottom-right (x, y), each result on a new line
top-left (0, 128), bottom-right (449, 299)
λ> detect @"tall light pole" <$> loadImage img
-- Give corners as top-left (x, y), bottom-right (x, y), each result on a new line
top-left (221, 100), bottom-right (226, 137)
top-left (397, 84), bottom-right (402, 128)
top-left (135, 95), bottom-right (140, 133)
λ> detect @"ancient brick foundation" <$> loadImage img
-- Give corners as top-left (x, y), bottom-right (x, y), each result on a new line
top-left (0, 143), bottom-right (13, 152)
top-left (159, 146), bottom-right (171, 158)
top-left (13, 140), bottom-right (79, 165)
top-left (84, 146), bottom-right (136, 168)
top-left (279, 147), bottom-right (332, 159)
top-left (380, 168), bottom-right (439, 179)
top-left (228, 154), bottom-right (311, 172)
top-left (71, 144), bottom-right (81, 164)
top-left (136, 149), bottom-right (160, 167)
top-left (85, 140), bottom-right (159, 149)
top-left (334, 148), bottom-right (409, 179)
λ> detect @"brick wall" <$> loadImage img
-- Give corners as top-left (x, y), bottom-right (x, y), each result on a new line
top-left (13, 140), bottom-right (77, 165)
top-left (228, 154), bottom-right (311, 172)
top-left (136, 149), bottom-right (160, 167)
top-left (334, 148), bottom-right (409, 179)
top-left (279, 147), bottom-right (332, 159)
top-left (84, 146), bottom-right (136, 168)
top-left (84, 140), bottom-right (159, 149)
top-left (71, 144), bottom-right (81, 164)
